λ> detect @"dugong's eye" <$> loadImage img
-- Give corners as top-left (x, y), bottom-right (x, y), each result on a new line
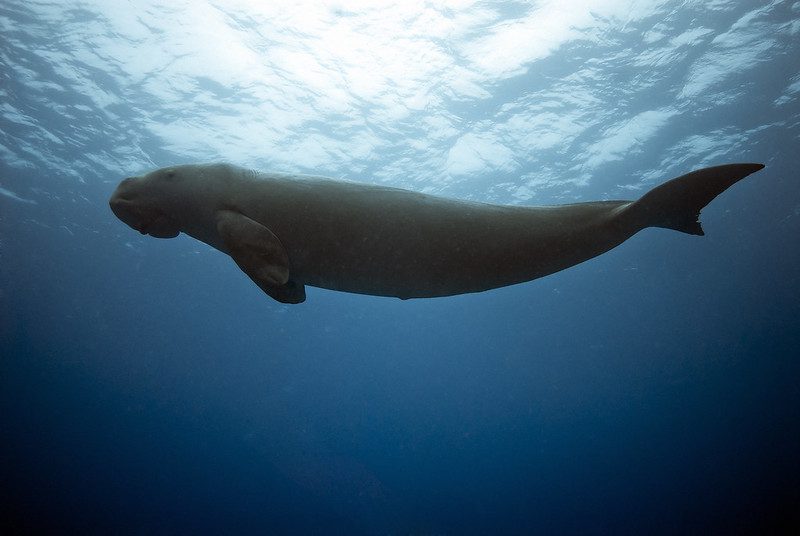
top-left (165, 169), bottom-right (176, 179)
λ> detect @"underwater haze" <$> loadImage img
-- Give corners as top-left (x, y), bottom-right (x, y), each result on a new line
top-left (2, 0), bottom-right (799, 533)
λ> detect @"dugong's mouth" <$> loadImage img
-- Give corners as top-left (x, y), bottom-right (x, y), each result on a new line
top-left (138, 213), bottom-right (179, 238)
top-left (137, 217), bottom-right (154, 235)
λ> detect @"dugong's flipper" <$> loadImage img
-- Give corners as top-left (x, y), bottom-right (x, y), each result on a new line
top-left (216, 210), bottom-right (306, 304)
top-left (625, 163), bottom-right (765, 235)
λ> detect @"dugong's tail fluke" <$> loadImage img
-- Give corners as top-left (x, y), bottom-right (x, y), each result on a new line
top-left (627, 163), bottom-right (765, 236)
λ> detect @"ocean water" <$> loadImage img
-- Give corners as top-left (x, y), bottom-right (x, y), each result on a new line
top-left (1, 1), bottom-right (799, 534)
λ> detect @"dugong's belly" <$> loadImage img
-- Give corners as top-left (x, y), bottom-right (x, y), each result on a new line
top-left (291, 210), bottom-right (530, 298)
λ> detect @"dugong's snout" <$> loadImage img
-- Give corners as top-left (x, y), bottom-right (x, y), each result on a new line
top-left (109, 178), bottom-right (142, 229)
top-left (109, 177), bottom-right (180, 239)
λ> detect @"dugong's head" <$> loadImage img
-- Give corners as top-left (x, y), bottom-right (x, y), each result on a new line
top-left (109, 166), bottom-right (187, 238)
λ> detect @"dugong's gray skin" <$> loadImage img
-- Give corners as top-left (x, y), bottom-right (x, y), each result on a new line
top-left (109, 163), bottom-right (764, 304)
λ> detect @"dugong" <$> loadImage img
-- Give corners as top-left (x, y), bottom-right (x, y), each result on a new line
top-left (109, 163), bottom-right (764, 304)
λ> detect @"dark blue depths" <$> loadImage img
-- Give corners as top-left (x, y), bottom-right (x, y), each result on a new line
top-left (3, 164), bottom-right (799, 534)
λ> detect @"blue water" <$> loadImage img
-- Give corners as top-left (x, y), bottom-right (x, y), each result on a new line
top-left (2, 1), bottom-right (799, 534)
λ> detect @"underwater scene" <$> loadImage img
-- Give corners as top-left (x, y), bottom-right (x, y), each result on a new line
top-left (2, 1), bottom-right (799, 534)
